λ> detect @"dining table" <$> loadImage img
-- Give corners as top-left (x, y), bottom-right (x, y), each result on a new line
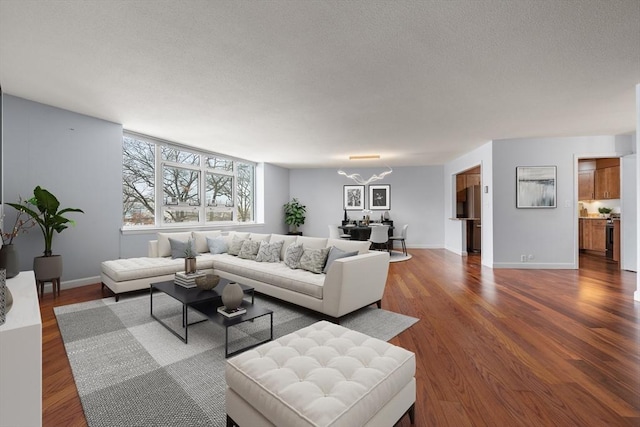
top-left (339, 223), bottom-right (394, 243)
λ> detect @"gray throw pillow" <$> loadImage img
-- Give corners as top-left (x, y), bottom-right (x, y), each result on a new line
top-left (227, 237), bottom-right (245, 256)
top-left (168, 237), bottom-right (197, 259)
top-left (323, 247), bottom-right (358, 273)
top-left (238, 240), bottom-right (261, 260)
top-left (256, 240), bottom-right (284, 263)
top-left (284, 243), bottom-right (304, 269)
top-left (207, 236), bottom-right (228, 254)
top-left (299, 247), bottom-right (331, 274)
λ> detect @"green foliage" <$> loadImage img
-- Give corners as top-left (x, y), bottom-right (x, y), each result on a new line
top-left (283, 198), bottom-right (306, 232)
top-left (598, 207), bottom-right (613, 214)
top-left (7, 186), bottom-right (84, 257)
top-left (184, 238), bottom-right (196, 258)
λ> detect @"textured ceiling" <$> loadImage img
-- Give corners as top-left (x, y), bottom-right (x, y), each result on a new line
top-left (1, 0), bottom-right (638, 168)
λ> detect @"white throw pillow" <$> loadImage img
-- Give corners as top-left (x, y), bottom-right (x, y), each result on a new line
top-left (296, 236), bottom-right (328, 249)
top-left (228, 237), bottom-right (245, 256)
top-left (249, 233), bottom-right (271, 242)
top-left (228, 231), bottom-right (250, 241)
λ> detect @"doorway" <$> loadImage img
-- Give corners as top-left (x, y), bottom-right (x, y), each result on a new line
top-left (455, 165), bottom-right (482, 254)
top-left (577, 157), bottom-right (621, 269)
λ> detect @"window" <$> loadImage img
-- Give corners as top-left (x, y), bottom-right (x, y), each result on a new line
top-left (122, 133), bottom-right (255, 228)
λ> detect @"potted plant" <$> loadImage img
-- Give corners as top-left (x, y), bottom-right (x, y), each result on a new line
top-left (7, 186), bottom-right (84, 282)
top-left (0, 198), bottom-right (36, 278)
top-left (184, 238), bottom-right (197, 274)
top-left (598, 207), bottom-right (613, 218)
top-left (283, 197), bottom-right (306, 235)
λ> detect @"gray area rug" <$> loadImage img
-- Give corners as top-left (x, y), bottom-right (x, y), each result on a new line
top-left (54, 292), bottom-right (418, 427)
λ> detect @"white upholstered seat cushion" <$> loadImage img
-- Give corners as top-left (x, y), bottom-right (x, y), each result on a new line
top-left (212, 254), bottom-right (325, 299)
top-left (226, 321), bottom-right (415, 427)
top-left (102, 255), bottom-right (216, 282)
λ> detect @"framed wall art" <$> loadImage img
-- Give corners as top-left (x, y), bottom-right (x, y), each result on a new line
top-left (343, 185), bottom-right (365, 210)
top-left (369, 184), bottom-right (390, 210)
top-left (516, 166), bottom-right (556, 208)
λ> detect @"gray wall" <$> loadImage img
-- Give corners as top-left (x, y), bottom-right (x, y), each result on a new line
top-left (289, 166), bottom-right (444, 248)
top-left (3, 95), bottom-right (123, 286)
top-left (491, 135), bottom-right (634, 268)
top-left (3, 95), bottom-right (293, 285)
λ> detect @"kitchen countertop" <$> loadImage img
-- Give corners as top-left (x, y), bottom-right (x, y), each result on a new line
top-left (579, 217), bottom-right (620, 220)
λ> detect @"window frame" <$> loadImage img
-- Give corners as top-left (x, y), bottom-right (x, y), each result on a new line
top-left (122, 131), bottom-right (256, 230)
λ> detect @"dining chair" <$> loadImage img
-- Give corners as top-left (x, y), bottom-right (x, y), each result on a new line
top-left (389, 224), bottom-right (408, 256)
top-left (328, 224), bottom-right (351, 239)
top-left (368, 224), bottom-right (390, 252)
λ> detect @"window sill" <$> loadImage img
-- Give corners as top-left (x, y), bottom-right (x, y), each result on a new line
top-left (121, 222), bottom-right (265, 236)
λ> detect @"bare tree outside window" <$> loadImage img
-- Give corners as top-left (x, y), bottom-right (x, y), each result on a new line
top-left (237, 162), bottom-right (254, 222)
top-left (122, 136), bottom-right (155, 226)
top-left (122, 133), bottom-right (255, 227)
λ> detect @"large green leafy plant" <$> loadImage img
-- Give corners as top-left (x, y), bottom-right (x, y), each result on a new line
top-left (7, 186), bottom-right (84, 256)
top-left (283, 197), bottom-right (306, 233)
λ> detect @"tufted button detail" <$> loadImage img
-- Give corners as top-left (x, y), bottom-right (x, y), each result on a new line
top-left (226, 320), bottom-right (415, 427)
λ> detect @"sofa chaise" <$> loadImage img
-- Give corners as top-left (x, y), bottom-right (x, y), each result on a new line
top-left (101, 231), bottom-right (390, 319)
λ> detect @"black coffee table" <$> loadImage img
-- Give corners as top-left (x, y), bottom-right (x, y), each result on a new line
top-left (150, 279), bottom-right (272, 356)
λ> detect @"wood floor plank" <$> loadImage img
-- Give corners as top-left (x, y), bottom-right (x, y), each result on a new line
top-left (40, 250), bottom-right (639, 426)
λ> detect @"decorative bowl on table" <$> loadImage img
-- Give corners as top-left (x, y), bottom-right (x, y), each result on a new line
top-left (195, 274), bottom-right (220, 290)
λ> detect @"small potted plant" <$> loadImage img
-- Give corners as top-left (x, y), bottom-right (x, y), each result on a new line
top-left (184, 238), bottom-right (197, 274)
top-left (283, 197), bottom-right (306, 235)
top-left (7, 186), bottom-right (83, 283)
top-left (598, 207), bottom-right (613, 218)
top-left (0, 198), bottom-right (36, 278)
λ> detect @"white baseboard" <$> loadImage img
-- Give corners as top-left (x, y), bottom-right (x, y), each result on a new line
top-left (492, 262), bottom-right (576, 269)
top-left (406, 243), bottom-right (443, 249)
top-left (40, 275), bottom-right (101, 294)
top-left (444, 246), bottom-right (465, 256)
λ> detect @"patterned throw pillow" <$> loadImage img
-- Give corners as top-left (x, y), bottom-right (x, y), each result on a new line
top-left (299, 247), bottom-right (331, 274)
top-left (207, 236), bottom-right (228, 254)
top-left (284, 243), bottom-right (304, 269)
top-left (322, 247), bottom-right (358, 273)
top-left (228, 237), bottom-right (245, 256)
top-left (238, 240), bottom-right (261, 260)
top-left (256, 240), bottom-right (284, 263)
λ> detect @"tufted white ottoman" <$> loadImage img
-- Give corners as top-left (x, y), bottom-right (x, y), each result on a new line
top-left (225, 320), bottom-right (416, 427)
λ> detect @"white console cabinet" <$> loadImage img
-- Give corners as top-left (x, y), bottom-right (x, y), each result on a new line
top-left (0, 271), bottom-right (42, 427)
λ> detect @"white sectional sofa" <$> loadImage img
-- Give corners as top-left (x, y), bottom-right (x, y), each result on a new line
top-left (101, 231), bottom-right (390, 319)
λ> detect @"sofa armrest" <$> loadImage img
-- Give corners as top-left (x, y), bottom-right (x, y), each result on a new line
top-left (322, 251), bottom-right (390, 318)
top-left (148, 240), bottom-right (159, 258)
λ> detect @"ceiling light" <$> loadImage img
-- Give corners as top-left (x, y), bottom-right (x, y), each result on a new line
top-left (337, 166), bottom-right (392, 185)
top-left (349, 155), bottom-right (380, 160)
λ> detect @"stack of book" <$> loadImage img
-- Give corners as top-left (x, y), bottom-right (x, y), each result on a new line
top-left (217, 306), bottom-right (247, 318)
top-left (174, 271), bottom-right (206, 288)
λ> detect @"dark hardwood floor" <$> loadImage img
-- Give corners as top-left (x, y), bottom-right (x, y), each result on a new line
top-left (40, 250), bottom-right (639, 426)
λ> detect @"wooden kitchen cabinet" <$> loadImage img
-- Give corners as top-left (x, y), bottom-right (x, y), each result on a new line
top-left (580, 219), bottom-right (606, 252)
top-left (456, 175), bottom-right (467, 202)
top-left (594, 158), bottom-right (620, 200)
top-left (578, 170), bottom-right (595, 200)
top-left (466, 174), bottom-right (481, 187)
top-left (578, 219), bottom-right (584, 249)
